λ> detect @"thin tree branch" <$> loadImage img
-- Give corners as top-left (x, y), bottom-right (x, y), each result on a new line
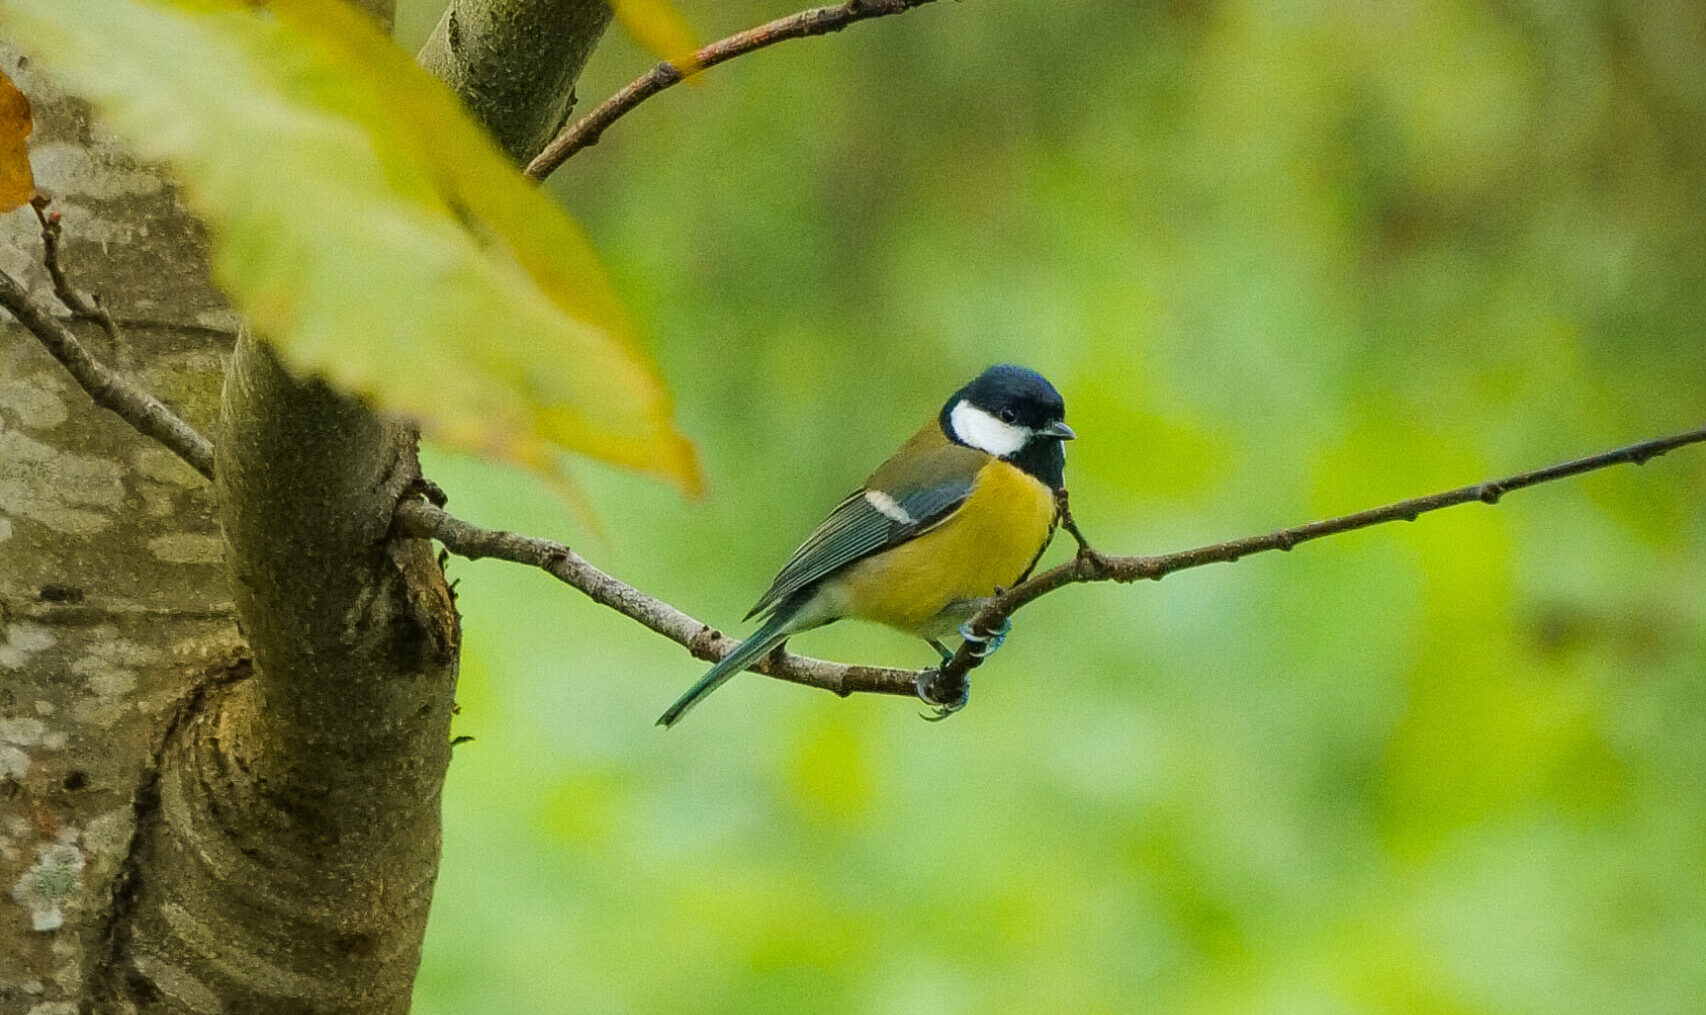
top-left (914, 424), bottom-right (1706, 706)
top-left (0, 261), bottom-right (215, 480)
top-left (392, 499), bottom-right (922, 697)
top-left (399, 423), bottom-right (1706, 712)
top-left (525, 0), bottom-right (943, 180)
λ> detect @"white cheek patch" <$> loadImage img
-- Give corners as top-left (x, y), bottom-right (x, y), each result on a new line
top-left (949, 400), bottom-right (1028, 457)
top-left (863, 489), bottom-right (916, 525)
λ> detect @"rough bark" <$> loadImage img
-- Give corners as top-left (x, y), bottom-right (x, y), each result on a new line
top-left (2, 0), bottom-right (613, 1009)
top-left (96, 333), bottom-right (458, 1013)
top-left (0, 46), bottom-right (240, 1015)
top-left (98, 0), bottom-right (461, 996)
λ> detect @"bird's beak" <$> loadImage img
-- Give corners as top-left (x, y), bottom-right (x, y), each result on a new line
top-left (1042, 420), bottom-right (1076, 441)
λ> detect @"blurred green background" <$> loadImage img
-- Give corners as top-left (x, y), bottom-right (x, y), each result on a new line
top-left (395, 2), bottom-right (1706, 1012)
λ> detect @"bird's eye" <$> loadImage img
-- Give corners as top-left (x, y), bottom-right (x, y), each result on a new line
top-left (997, 408), bottom-right (1018, 424)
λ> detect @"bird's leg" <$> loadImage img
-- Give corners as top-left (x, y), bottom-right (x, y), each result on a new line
top-left (927, 638), bottom-right (954, 666)
top-left (958, 616), bottom-right (1011, 659)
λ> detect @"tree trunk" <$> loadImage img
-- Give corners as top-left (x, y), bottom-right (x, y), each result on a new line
top-left (0, 1), bottom-right (606, 1010)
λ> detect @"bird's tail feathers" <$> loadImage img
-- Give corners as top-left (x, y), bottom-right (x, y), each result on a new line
top-left (657, 610), bottom-right (797, 728)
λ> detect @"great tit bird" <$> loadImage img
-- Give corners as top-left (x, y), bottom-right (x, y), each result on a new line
top-left (658, 364), bottom-right (1074, 727)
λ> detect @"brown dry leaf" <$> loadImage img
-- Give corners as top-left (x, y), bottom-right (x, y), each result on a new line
top-left (0, 68), bottom-right (35, 211)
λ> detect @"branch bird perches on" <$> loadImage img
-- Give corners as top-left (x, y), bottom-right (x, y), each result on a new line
top-left (5, 206), bottom-right (1703, 713)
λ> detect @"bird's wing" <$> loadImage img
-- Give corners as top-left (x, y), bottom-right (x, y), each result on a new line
top-left (744, 439), bottom-right (988, 621)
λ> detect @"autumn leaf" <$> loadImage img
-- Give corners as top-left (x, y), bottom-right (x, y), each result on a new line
top-left (0, 0), bottom-right (703, 494)
top-left (0, 68), bottom-right (34, 212)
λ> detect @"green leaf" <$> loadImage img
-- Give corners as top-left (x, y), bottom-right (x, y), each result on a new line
top-left (0, 0), bottom-right (703, 494)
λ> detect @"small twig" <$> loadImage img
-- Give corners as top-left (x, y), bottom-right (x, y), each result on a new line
top-left (916, 423), bottom-right (1706, 702)
top-left (392, 500), bottom-right (921, 698)
top-left (0, 266), bottom-right (214, 479)
top-left (30, 196), bottom-right (123, 350)
top-left (525, 0), bottom-right (943, 180)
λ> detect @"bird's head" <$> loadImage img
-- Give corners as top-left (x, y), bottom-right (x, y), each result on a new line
top-left (941, 364), bottom-right (1074, 457)
top-left (940, 365), bottom-right (1073, 489)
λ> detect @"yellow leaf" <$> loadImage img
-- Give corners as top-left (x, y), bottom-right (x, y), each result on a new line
top-left (611, 0), bottom-right (702, 75)
top-left (0, 0), bottom-right (703, 494)
top-left (0, 68), bottom-right (34, 212)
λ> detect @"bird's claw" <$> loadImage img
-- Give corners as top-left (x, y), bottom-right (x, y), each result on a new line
top-left (914, 668), bottom-right (969, 721)
top-left (914, 618), bottom-right (1007, 720)
top-left (959, 617), bottom-right (1011, 659)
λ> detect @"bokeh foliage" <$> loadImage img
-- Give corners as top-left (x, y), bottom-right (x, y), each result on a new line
top-left (397, 1), bottom-right (1706, 1011)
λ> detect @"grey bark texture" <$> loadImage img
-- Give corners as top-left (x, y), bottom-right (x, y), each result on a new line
top-left (1, 0), bottom-right (610, 1010)
top-left (0, 46), bottom-right (242, 1015)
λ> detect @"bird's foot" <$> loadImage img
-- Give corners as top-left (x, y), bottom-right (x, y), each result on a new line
top-left (915, 667), bottom-right (969, 721)
top-left (959, 616), bottom-right (1012, 659)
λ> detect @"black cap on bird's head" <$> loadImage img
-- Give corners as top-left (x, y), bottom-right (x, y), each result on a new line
top-left (939, 365), bottom-right (1074, 488)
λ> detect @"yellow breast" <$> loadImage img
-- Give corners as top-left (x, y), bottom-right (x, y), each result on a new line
top-left (830, 460), bottom-right (1057, 637)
